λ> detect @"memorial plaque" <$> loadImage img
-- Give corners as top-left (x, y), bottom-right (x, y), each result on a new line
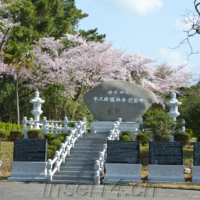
top-left (194, 143), bottom-right (200, 166)
top-left (107, 141), bottom-right (140, 164)
top-left (149, 142), bottom-right (183, 165)
top-left (13, 139), bottom-right (47, 162)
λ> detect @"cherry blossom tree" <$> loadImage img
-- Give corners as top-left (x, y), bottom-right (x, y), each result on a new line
top-left (0, 0), bottom-right (20, 52)
top-left (27, 33), bottom-right (195, 108)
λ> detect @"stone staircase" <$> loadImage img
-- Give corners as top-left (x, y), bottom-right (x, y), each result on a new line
top-left (48, 132), bottom-right (109, 184)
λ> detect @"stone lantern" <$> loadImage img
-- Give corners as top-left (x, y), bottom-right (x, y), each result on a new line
top-left (29, 89), bottom-right (45, 129)
top-left (166, 92), bottom-right (182, 121)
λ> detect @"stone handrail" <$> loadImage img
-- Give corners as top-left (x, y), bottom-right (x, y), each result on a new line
top-left (94, 118), bottom-right (122, 185)
top-left (46, 117), bottom-right (86, 181)
top-left (22, 116), bottom-right (83, 138)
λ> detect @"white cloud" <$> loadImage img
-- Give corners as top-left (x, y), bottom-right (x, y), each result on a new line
top-left (110, 0), bottom-right (163, 15)
top-left (175, 18), bottom-right (192, 32)
top-left (79, 0), bottom-right (163, 15)
top-left (159, 48), bottom-right (188, 68)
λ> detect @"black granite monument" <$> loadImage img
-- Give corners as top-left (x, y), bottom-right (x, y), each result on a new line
top-left (194, 142), bottom-right (200, 166)
top-left (149, 142), bottom-right (183, 165)
top-left (13, 139), bottom-right (47, 162)
top-left (107, 141), bottom-right (140, 164)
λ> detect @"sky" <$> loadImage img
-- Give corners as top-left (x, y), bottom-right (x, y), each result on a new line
top-left (75, 0), bottom-right (200, 87)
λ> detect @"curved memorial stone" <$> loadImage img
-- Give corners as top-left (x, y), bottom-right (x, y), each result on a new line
top-left (83, 80), bottom-right (156, 122)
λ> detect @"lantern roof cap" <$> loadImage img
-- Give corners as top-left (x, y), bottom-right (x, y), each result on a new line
top-left (166, 92), bottom-right (182, 105)
top-left (29, 89), bottom-right (45, 104)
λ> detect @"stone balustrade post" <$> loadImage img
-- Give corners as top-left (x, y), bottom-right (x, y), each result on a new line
top-left (54, 151), bottom-right (60, 171)
top-left (181, 119), bottom-right (185, 132)
top-left (63, 117), bottom-right (68, 133)
top-left (83, 117), bottom-right (86, 133)
top-left (42, 117), bottom-right (47, 138)
top-left (94, 160), bottom-right (100, 185)
top-left (59, 143), bottom-right (65, 153)
top-left (29, 118), bottom-right (33, 129)
top-left (99, 152), bottom-right (104, 174)
top-left (22, 117), bottom-right (28, 138)
top-left (55, 123), bottom-right (58, 135)
top-left (61, 152), bottom-right (65, 163)
top-left (51, 123), bottom-right (54, 135)
top-left (47, 159), bottom-right (52, 180)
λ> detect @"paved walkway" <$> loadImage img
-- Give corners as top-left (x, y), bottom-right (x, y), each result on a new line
top-left (0, 182), bottom-right (200, 200)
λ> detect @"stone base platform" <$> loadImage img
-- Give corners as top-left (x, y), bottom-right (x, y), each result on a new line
top-left (102, 163), bottom-right (142, 184)
top-left (8, 161), bottom-right (47, 182)
top-left (192, 166), bottom-right (200, 183)
top-left (147, 164), bottom-right (185, 183)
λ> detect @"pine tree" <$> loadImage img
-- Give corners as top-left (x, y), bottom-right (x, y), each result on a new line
top-left (1, 0), bottom-right (106, 45)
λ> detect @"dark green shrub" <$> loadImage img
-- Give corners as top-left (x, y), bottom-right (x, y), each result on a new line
top-left (119, 135), bottom-right (130, 141)
top-left (197, 136), bottom-right (200, 142)
top-left (50, 139), bottom-right (61, 147)
top-left (27, 129), bottom-right (42, 139)
top-left (48, 145), bottom-right (58, 151)
top-left (174, 132), bottom-right (191, 146)
top-left (5, 123), bottom-right (13, 131)
top-left (0, 122), bottom-right (6, 129)
top-left (57, 132), bottom-right (68, 139)
top-left (136, 133), bottom-right (149, 146)
top-left (11, 124), bottom-right (17, 131)
top-left (139, 109), bottom-right (183, 141)
top-left (186, 129), bottom-right (193, 137)
top-left (0, 129), bottom-right (8, 138)
top-left (17, 124), bottom-right (22, 131)
top-left (56, 136), bottom-right (65, 143)
top-left (44, 133), bottom-right (55, 141)
top-left (47, 149), bottom-right (54, 159)
top-left (153, 133), bottom-right (171, 141)
top-left (10, 130), bottom-right (24, 139)
top-left (122, 131), bottom-right (132, 137)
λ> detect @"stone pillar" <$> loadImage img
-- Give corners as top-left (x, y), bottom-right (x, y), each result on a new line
top-left (165, 92), bottom-right (182, 121)
top-left (181, 119), bottom-right (185, 132)
top-left (29, 89), bottom-right (45, 129)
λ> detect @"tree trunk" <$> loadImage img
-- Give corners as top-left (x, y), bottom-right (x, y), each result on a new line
top-left (15, 79), bottom-right (20, 125)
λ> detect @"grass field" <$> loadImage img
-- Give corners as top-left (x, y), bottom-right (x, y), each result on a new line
top-left (0, 138), bottom-right (200, 189)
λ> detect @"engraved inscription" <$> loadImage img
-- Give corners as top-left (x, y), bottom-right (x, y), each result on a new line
top-left (194, 143), bottom-right (200, 166)
top-left (149, 142), bottom-right (183, 165)
top-left (14, 139), bottom-right (47, 162)
top-left (107, 141), bottom-right (140, 164)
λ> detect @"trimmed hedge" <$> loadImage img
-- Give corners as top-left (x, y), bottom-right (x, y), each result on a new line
top-left (136, 133), bottom-right (149, 146)
top-left (44, 133), bottom-right (55, 141)
top-left (174, 132), bottom-right (191, 145)
top-left (27, 129), bottom-right (42, 139)
top-left (47, 149), bottom-right (54, 159)
top-left (50, 139), bottom-right (61, 147)
top-left (10, 130), bottom-right (24, 139)
top-left (57, 132), bottom-right (68, 138)
top-left (48, 145), bottom-right (58, 151)
top-left (186, 129), bottom-right (193, 138)
top-left (119, 135), bottom-right (130, 141)
top-left (56, 136), bottom-right (65, 143)
top-left (46, 132), bottom-right (68, 159)
top-left (0, 129), bottom-right (8, 138)
top-left (121, 131), bottom-right (132, 138)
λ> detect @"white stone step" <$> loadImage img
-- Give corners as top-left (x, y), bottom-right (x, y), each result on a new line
top-left (69, 151), bottom-right (100, 155)
top-left (48, 180), bottom-right (94, 185)
top-left (63, 159), bottom-right (96, 164)
top-left (61, 163), bottom-right (94, 168)
top-left (53, 175), bottom-right (94, 181)
top-left (66, 155), bottom-right (99, 159)
top-left (54, 171), bottom-right (95, 176)
top-left (59, 167), bottom-right (94, 172)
